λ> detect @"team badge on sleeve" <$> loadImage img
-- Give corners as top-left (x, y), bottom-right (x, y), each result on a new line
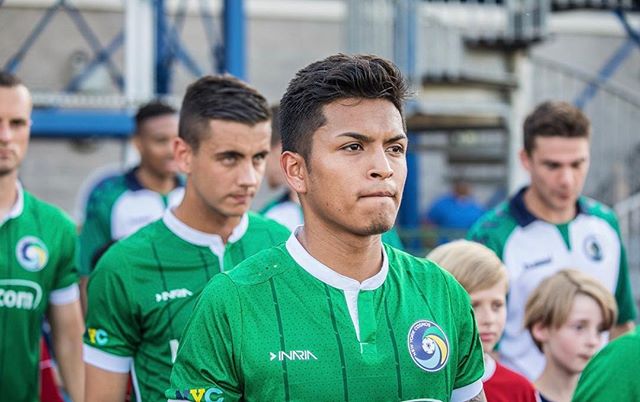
top-left (16, 236), bottom-right (49, 272)
top-left (407, 320), bottom-right (449, 372)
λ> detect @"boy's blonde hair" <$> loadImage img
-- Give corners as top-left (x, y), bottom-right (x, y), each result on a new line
top-left (524, 269), bottom-right (618, 351)
top-left (427, 240), bottom-right (508, 293)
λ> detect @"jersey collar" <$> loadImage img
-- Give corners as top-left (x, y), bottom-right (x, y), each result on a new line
top-left (162, 209), bottom-right (249, 249)
top-left (285, 228), bottom-right (388, 292)
top-left (509, 186), bottom-right (588, 227)
top-left (0, 181), bottom-right (24, 226)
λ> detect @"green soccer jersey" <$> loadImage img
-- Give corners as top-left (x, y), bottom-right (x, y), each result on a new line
top-left (0, 184), bottom-right (79, 402)
top-left (572, 326), bottom-right (640, 402)
top-left (83, 210), bottom-right (289, 402)
top-left (78, 166), bottom-right (184, 276)
top-left (167, 235), bottom-right (484, 402)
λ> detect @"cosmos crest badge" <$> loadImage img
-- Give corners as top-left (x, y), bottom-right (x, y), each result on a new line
top-left (16, 236), bottom-right (49, 272)
top-left (408, 320), bottom-right (449, 372)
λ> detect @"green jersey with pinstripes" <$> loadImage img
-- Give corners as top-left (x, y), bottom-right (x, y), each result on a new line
top-left (166, 236), bottom-right (485, 402)
top-left (83, 210), bottom-right (289, 402)
top-left (1, 188), bottom-right (78, 402)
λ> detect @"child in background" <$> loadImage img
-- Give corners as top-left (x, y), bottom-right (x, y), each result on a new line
top-left (524, 269), bottom-right (617, 402)
top-left (428, 240), bottom-right (538, 402)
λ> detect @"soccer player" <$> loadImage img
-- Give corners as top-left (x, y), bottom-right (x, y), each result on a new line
top-left (0, 71), bottom-right (85, 401)
top-left (572, 324), bottom-right (640, 401)
top-left (524, 269), bottom-right (617, 402)
top-left (167, 54), bottom-right (486, 402)
top-left (78, 101), bottom-right (183, 278)
top-left (428, 240), bottom-right (538, 402)
top-left (467, 101), bottom-right (637, 379)
top-left (83, 75), bottom-right (290, 402)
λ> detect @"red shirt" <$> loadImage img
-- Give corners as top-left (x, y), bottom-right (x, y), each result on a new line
top-left (483, 355), bottom-right (539, 402)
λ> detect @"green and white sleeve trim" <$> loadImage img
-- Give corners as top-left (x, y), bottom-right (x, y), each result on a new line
top-left (451, 379), bottom-right (483, 402)
top-left (83, 344), bottom-right (132, 373)
top-left (49, 283), bottom-right (80, 305)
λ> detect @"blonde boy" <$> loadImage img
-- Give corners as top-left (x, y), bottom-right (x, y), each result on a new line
top-left (524, 269), bottom-right (617, 402)
top-left (428, 240), bottom-right (538, 402)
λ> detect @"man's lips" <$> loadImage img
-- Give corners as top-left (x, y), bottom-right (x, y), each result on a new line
top-left (360, 190), bottom-right (396, 198)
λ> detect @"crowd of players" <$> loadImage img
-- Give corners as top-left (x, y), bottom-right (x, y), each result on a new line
top-left (0, 52), bottom-right (638, 402)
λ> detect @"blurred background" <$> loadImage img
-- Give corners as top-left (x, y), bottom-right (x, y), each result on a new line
top-left (1, 0), bottom-right (639, 295)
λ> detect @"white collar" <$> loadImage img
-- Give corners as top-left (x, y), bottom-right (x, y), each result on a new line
top-left (0, 181), bottom-right (24, 226)
top-left (162, 209), bottom-right (249, 249)
top-left (285, 228), bottom-right (388, 291)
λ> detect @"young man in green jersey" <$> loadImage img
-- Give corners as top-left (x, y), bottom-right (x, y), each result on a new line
top-left (467, 101), bottom-right (637, 380)
top-left (0, 71), bottom-right (85, 402)
top-left (83, 76), bottom-right (290, 402)
top-left (77, 101), bottom-right (184, 304)
top-left (167, 54), bottom-right (486, 402)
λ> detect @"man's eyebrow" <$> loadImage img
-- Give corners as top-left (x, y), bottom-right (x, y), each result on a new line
top-left (337, 132), bottom-right (373, 143)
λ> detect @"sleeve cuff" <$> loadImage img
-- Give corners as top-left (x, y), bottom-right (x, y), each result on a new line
top-left (83, 344), bottom-right (132, 373)
top-left (451, 379), bottom-right (483, 402)
top-left (49, 283), bottom-right (80, 305)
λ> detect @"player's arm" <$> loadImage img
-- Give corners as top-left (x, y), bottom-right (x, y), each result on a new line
top-left (85, 364), bottom-right (129, 402)
top-left (167, 275), bottom-right (242, 402)
top-left (449, 274), bottom-right (485, 402)
top-left (49, 296), bottom-right (85, 402)
top-left (464, 390), bottom-right (487, 402)
top-left (83, 251), bottom-right (138, 402)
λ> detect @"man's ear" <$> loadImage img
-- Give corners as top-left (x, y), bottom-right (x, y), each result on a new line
top-left (519, 148), bottom-right (532, 173)
top-left (281, 151), bottom-right (308, 195)
top-left (174, 137), bottom-right (192, 174)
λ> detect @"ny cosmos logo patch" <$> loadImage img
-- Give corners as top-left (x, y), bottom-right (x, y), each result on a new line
top-left (583, 235), bottom-right (603, 262)
top-left (407, 320), bottom-right (450, 372)
top-left (16, 236), bottom-right (49, 272)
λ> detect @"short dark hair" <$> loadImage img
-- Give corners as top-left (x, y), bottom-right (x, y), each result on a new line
top-left (270, 105), bottom-right (281, 147)
top-left (134, 101), bottom-right (177, 133)
top-left (523, 101), bottom-right (590, 155)
top-left (179, 75), bottom-right (270, 150)
top-left (0, 70), bottom-right (23, 88)
top-left (280, 54), bottom-right (409, 163)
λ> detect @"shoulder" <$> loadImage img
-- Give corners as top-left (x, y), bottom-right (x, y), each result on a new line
top-left (387, 246), bottom-right (466, 297)
top-left (580, 196), bottom-right (620, 228)
top-left (247, 212), bottom-right (291, 237)
top-left (495, 361), bottom-right (536, 389)
top-left (24, 191), bottom-right (75, 230)
top-left (94, 220), bottom-right (166, 268)
top-left (225, 244), bottom-right (293, 285)
top-left (86, 174), bottom-right (128, 205)
top-left (466, 200), bottom-right (518, 249)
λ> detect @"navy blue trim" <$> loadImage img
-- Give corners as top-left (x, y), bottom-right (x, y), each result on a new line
top-left (123, 166), bottom-right (185, 192)
top-left (123, 167), bottom-right (144, 191)
top-left (509, 186), bottom-right (588, 227)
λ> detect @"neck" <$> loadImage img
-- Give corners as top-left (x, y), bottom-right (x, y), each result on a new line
top-left (173, 190), bottom-right (242, 243)
top-left (534, 362), bottom-right (580, 402)
top-left (0, 173), bottom-right (18, 217)
top-left (524, 187), bottom-right (576, 224)
top-left (288, 191), bottom-right (300, 205)
top-left (135, 166), bottom-right (176, 194)
top-left (298, 214), bottom-right (384, 283)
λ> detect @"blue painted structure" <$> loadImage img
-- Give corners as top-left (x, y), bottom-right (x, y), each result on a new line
top-left (1, 0), bottom-right (245, 138)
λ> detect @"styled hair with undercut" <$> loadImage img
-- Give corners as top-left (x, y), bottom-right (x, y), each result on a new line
top-left (523, 101), bottom-right (590, 155)
top-left (134, 100), bottom-right (177, 134)
top-left (179, 75), bottom-right (270, 151)
top-left (279, 54), bottom-right (409, 163)
top-left (0, 71), bottom-right (23, 88)
top-left (524, 269), bottom-right (617, 352)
